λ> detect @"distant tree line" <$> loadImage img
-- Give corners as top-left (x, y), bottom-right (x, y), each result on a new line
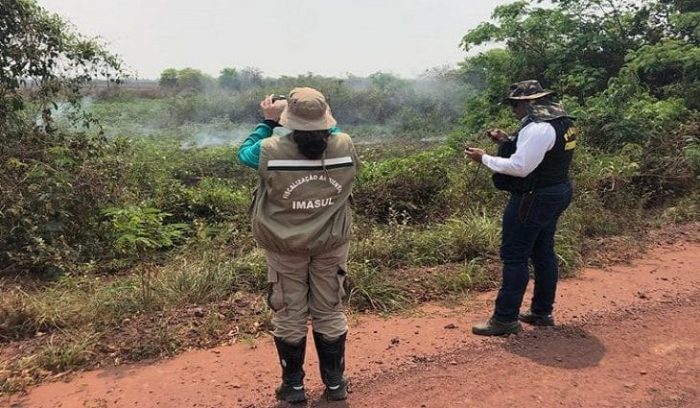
top-left (158, 66), bottom-right (264, 91)
top-left (150, 65), bottom-right (472, 131)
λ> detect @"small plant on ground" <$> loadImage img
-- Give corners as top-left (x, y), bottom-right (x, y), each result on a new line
top-left (102, 206), bottom-right (189, 308)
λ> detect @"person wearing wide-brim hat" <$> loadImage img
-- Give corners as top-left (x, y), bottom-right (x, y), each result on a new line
top-left (238, 87), bottom-right (358, 402)
top-left (465, 80), bottom-right (577, 336)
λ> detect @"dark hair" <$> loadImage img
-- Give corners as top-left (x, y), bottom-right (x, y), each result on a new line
top-left (292, 130), bottom-right (330, 159)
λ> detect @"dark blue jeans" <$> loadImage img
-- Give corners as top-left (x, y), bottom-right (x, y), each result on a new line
top-left (493, 182), bottom-right (573, 322)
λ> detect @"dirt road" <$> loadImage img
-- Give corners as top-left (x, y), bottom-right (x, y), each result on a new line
top-left (6, 235), bottom-right (700, 408)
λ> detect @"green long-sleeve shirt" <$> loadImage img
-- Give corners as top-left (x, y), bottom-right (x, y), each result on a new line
top-left (237, 120), bottom-right (340, 168)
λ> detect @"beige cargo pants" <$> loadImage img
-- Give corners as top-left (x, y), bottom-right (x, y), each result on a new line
top-left (265, 243), bottom-right (349, 344)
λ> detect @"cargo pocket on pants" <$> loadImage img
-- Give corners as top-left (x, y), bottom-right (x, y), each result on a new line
top-left (336, 264), bottom-right (349, 306)
top-left (266, 268), bottom-right (285, 312)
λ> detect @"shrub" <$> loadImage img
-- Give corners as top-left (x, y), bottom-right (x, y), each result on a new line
top-left (1, 0), bottom-right (124, 275)
top-left (185, 178), bottom-right (249, 221)
top-left (355, 147), bottom-right (454, 223)
top-left (407, 215), bottom-right (500, 266)
top-left (346, 262), bottom-right (407, 312)
top-left (102, 206), bottom-right (189, 257)
top-left (36, 331), bottom-right (99, 373)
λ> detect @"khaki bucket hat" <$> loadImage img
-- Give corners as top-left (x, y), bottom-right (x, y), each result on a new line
top-left (279, 87), bottom-right (337, 131)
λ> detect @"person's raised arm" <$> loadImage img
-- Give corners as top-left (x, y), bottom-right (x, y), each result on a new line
top-left (237, 95), bottom-right (286, 168)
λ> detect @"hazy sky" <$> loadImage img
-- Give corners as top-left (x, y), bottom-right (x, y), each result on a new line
top-left (37, 0), bottom-right (513, 80)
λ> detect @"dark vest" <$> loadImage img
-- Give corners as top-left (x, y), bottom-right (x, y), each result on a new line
top-left (492, 116), bottom-right (576, 194)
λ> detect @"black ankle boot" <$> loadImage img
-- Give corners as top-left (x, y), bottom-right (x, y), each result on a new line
top-left (472, 318), bottom-right (522, 336)
top-left (313, 331), bottom-right (348, 401)
top-left (519, 311), bottom-right (555, 326)
top-left (273, 336), bottom-right (307, 403)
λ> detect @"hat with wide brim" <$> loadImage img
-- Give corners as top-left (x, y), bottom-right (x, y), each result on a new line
top-left (527, 98), bottom-right (573, 122)
top-left (279, 87), bottom-right (337, 131)
top-left (505, 80), bottom-right (555, 102)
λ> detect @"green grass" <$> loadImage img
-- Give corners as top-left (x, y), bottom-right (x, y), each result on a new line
top-left (346, 262), bottom-right (408, 312)
top-left (156, 248), bottom-right (267, 305)
top-left (431, 259), bottom-right (493, 294)
top-left (407, 214), bottom-right (500, 265)
top-left (36, 331), bottom-right (99, 373)
top-left (0, 248), bottom-right (268, 346)
top-left (2, 203), bottom-right (697, 394)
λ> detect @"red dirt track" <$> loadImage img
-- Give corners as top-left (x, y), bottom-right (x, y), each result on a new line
top-left (6, 231), bottom-right (700, 408)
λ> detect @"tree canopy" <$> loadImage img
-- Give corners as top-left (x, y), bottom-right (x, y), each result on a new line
top-left (1, 0), bottom-right (124, 274)
top-left (460, 0), bottom-right (699, 99)
top-left (455, 0), bottom-right (699, 203)
top-left (0, 0), bottom-right (123, 130)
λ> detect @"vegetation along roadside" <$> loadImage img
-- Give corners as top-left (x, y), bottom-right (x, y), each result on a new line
top-left (1, 0), bottom-right (698, 394)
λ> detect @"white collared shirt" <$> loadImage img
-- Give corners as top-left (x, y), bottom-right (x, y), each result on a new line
top-left (482, 121), bottom-right (556, 177)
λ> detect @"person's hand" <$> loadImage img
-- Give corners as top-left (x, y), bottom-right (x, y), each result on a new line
top-left (487, 128), bottom-right (509, 143)
top-left (260, 94), bottom-right (286, 122)
top-left (464, 147), bottom-right (486, 164)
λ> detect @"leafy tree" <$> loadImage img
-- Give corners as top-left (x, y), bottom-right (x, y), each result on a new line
top-left (667, 0), bottom-right (700, 43)
top-left (177, 68), bottom-right (210, 91)
top-left (0, 0), bottom-right (124, 274)
top-left (460, 0), bottom-right (697, 100)
top-left (368, 72), bottom-right (405, 92)
top-left (365, 72), bottom-right (409, 123)
top-left (458, 49), bottom-right (520, 133)
top-left (1, 0), bottom-right (123, 129)
top-left (458, 0), bottom-right (699, 200)
top-left (624, 39), bottom-right (700, 108)
top-left (238, 66), bottom-right (264, 90)
top-left (218, 67), bottom-right (240, 90)
top-left (159, 68), bottom-right (179, 88)
top-left (158, 68), bottom-right (211, 91)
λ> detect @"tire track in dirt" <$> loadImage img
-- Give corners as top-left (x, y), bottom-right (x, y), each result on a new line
top-left (5, 234), bottom-right (700, 408)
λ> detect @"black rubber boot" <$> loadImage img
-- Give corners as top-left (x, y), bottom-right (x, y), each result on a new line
top-left (472, 318), bottom-right (522, 336)
top-left (313, 331), bottom-right (348, 401)
top-left (519, 311), bottom-right (555, 326)
top-left (273, 336), bottom-right (307, 403)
